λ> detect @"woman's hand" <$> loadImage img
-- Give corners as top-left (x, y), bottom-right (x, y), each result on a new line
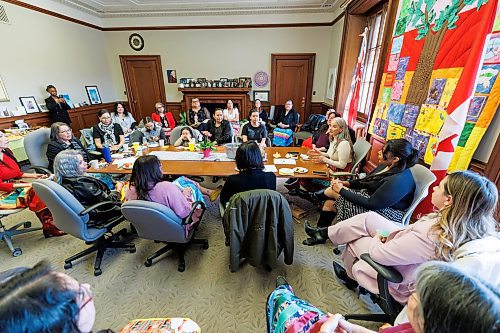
top-left (22, 173), bottom-right (47, 179)
top-left (182, 187), bottom-right (192, 198)
top-left (14, 182), bottom-right (32, 189)
top-left (330, 180), bottom-right (344, 193)
top-left (201, 131), bottom-right (212, 137)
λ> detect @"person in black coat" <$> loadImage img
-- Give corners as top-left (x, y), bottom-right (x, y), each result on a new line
top-left (199, 108), bottom-right (232, 145)
top-left (220, 141), bottom-right (277, 206)
top-left (46, 122), bottom-right (90, 171)
top-left (273, 100), bottom-right (299, 131)
top-left (44, 85), bottom-right (72, 125)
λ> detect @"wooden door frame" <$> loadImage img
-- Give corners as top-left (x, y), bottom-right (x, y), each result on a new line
top-left (270, 53), bottom-right (316, 118)
top-left (119, 55), bottom-right (167, 115)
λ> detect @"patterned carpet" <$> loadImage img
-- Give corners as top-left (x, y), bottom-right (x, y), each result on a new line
top-left (0, 180), bottom-right (379, 332)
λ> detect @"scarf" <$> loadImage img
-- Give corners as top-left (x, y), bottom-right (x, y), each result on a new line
top-left (98, 122), bottom-right (117, 146)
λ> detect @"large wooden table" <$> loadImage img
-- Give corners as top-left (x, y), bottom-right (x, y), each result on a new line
top-left (88, 146), bottom-right (329, 178)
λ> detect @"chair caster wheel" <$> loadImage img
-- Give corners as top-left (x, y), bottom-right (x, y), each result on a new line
top-left (333, 248), bottom-right (341, 255)
top-left (144, 260), bottom-right (152, 267)
top-left (178, 264), bottom-right (185, 272)
top-left (94, 269), bottom-right (102, 276)
top-left (129, 246), bottom-right (136, 253)
top-left (202, 242), bottom-right (209, 249)
top-left (64, 262), bottom-right (72, 269)
top-left (12, 248), bottom-right (22, 257)
top-left (23, 222), bottom-right (32, 228)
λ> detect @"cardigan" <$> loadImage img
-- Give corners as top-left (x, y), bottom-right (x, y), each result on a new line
top-left (112, 113), bottom-right (136, 133)
top-left (273, 108), bottom-right (299, 131)
top-left (341, 165), bottom-right (415, 211)
top-left (220, 169), bottom-right (277, 206)
top-left (151, 112), bottom-right (176, 129)
top-left (0, 150), bottom-right (23, 192)
top-left (202, 119), bottom-right (232, 144)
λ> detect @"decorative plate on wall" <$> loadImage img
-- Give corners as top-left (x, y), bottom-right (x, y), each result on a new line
top-left (129, 33), bottom-right (144, 51)
top-left (253, 71), bottom-right (269, 88)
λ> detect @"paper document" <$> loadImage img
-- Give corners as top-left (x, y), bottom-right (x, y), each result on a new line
top-left (264, 165), bottom-right (278, 172)
top-left (273, 158), bottom-right (297, 165)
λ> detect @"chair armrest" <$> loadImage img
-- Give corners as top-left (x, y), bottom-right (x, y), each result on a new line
top-left (360, 253), bottom-right (403, 283)
top-left (330, 171), bottom-right (357, 178)
top-left (182, 200), bottom-right (206, 225)
top-left (294, 124), bottom-right (303, 133)
top-left (79, 201), bottom-right (121, 216)
top-left (28, 166), bottom-right (52, 175)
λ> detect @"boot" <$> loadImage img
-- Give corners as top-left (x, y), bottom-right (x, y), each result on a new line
top-left (333, 261), bottom-right (358, 290)
top-left (310, 188), bottom-right (329, 203)
top-left (35, 208), bottom-right (66, 238)
top-left (302, 211), bottom-right (336, 246)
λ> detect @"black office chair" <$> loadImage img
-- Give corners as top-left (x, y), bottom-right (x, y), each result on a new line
top-left (341, 253), bottom-right (404, 324)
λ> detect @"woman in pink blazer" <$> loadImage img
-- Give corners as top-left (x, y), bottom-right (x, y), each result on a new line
top-left (325, 170), bottom-right (497, 304)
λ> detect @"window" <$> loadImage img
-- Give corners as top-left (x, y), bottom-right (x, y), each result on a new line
top-left (357, 5), bottom-right (387, 121)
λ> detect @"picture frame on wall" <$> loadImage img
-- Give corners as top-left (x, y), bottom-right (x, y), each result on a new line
top-left (85, 86), bottom-right (102, 104)
top-left (253, 90), bottom-right (269, 102)
top-left (19, 96), bottom-right (40, 114)
top-left (0, 75), bottom-right (9, 102)
top-left (326, 67), bottom-right (337, 100)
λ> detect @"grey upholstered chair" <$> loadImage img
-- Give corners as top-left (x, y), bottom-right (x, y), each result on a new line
top-left (169, 126), bottom-right (200, 145)
top-left (121, 200), bottom-right (208, 272)
top-left (32, 179), bottom-right (135, 276)
top-left (401, 164), bottom-right (437, 225)
top-left (24, 127), bottom-right (51, 173)
top-left (331, 137), bottom-right (372, 178)
top-left (0, 208), bottom-right (41, 257)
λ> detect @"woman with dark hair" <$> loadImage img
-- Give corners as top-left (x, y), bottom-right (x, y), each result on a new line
top-left (151, 102), bottom-right (175, 137)
top-left (0, 260), bottom-right (98, 333)
top-left (125, 156), bottom-right (219, 219)
top-left (46, 122), bottom-right (90, 171)
top-left (242, 109), bottom-right (267, 146)
top-left (111, 102), bottom-right (136, 134)
top-left (174, 127), bottom-right (195, 147)
top-left (44, 85), bottom-right (72, 125)
top-left (220, 141), bottom-right (276, 207)
top-left (92, 109), bottom-right (125, 152)
top-left (266, 261), bottom-right (499, 333)
top-left (250, 99), bottom-right (268, 125)
top-left (199, 109), bottom-right (232, 145)
top-left (303, 138), bottom-right (418, 245)
top-left (223, 99), bottom-right (240, 134)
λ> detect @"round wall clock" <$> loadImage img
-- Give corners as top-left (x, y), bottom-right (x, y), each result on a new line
top-left (129, 33), bottom-right (144, 51)
top-left (253, 71), bottom-right (269, 88)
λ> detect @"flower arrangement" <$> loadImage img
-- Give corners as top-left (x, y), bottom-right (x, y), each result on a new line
top-left (198, 137), bottom-right (217, 151)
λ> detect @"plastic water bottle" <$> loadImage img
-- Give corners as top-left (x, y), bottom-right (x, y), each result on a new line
top-left (102, 145), bottom-right (112, 163)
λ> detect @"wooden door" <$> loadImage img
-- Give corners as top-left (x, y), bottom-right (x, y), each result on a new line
top-left (271, 54), bottom-right (315, 121)
top-left (120, 55), bottom-right (166, 122)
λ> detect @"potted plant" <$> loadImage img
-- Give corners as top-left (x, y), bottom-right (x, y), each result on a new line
top-left (198, 137), bottom-right (216, 158)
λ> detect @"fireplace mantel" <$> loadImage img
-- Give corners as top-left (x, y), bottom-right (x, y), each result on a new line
top-left (178, 87), bottom-right (252, 117)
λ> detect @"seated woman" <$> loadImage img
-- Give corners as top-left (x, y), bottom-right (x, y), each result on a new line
top-left (250, 99), bottom-right (268, 125)
top-left (303, 139), bottom-right (418, 246)
top-left (0, 260), bottom-right (98, 333)
top-left (266, 261), bottom-right (499, 333)
top-left (307, 171), bottom-right (498, 305)
top-left (220, 141), bottom-right (277, 207)
top-left (174, 126), bottom-right (195, 147)
top-left (242, 109), bottom-right (267, 146)
top-left (46, 122), bottom-right (90, 171)
top-left (271, 100), bottom-right (299, 147)
top-left (151, 102), bottom-right (175, 137)
top-left (53, 150), bottom-right (123, 221)
top-left (187, 98), bottom-right (210, 129)
top-left (141, 117), bottom-right (166, 143)
top-left (310, 109), bottom-right (336, 151)
top-left (111, 102), bottom-right (136, 134)
top-left (92, 109), bottom-right (125, 152)
top-left (223, 99), bottom-right (240, 134)
top-left (0, 130), bottom-right (63, 237)
top-left (125, 156), bottom-right (219, 227)
top-left (199, 109), bottom-right (232, 145)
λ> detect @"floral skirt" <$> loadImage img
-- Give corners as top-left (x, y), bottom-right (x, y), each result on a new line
top-left (266, 284), bottom-right (328, 333)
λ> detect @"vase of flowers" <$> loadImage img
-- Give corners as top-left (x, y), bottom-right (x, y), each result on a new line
top-left (198, 138), bottom-right (216, 158)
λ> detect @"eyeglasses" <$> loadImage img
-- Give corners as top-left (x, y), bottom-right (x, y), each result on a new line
top-left (58, 129), bottom-right (72, 134)
top-left (77, 283), bottom-right (93, 311)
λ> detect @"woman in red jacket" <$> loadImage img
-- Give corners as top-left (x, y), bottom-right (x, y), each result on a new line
top-left (151, 102), bottom-right (176, 139)
top-left (0, 131), bottom-right (64, 237)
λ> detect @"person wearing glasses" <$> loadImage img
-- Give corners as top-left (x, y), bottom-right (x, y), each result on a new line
top-left (92, 109), bottom-right (125, 152)
top-left (46, 122), bottom-right (90, 171)
top-left (0, 260), bottom-right (99, 333)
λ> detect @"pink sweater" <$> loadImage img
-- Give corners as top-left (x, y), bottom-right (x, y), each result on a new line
top-left (125, 181), bottom-right (191, 219)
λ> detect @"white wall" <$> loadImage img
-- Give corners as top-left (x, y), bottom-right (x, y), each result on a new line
top-left (324, 16), bottom-right (345, 106)
top-left (104, 26), bottom-right (333, 104)
top-left (0, 2), bottom-right (116, 114)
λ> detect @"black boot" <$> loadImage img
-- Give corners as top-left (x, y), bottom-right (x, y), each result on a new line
top-left (302, 211), bottom-right (336, 246)
top-left (304, 221), bottom-right (328, 238)
top-left (333, 261), bottom-right (358, 290)
top-left (311, 188), bottom-right (329, 203)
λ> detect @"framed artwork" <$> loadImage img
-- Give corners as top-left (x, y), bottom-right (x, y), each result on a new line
top-left (167, 70), bottom-right (177, 83)
top-left (0, 75), bottom-right (8, 102)
top-left (39, 104), bottom-right (49, 112)
top-left (253, 90), bottom-right (269, 102)
top-left (61, 94), bottom-right (74, 108)
top-left (0, 107), bottom-right (13, 117)
top-left (19, 96), bottom-right (40, 114)
top-left (85, 86), bottom-right (102, 104)
top-left (326, 68), bottom-right (337, 100)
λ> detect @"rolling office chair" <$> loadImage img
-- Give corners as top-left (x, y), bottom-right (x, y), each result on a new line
top-left (121, 200), bottom-right (208, 272)
top-left (400, 164), bottom-right (436, 225)
top-left (23, 127), bottom-right (51, 174)
top-left (32, 179), bottom-right (135, 276)
top-left (330, 137), bottom-right (372, 179)
top-left (169, 126), bottom-right (201, 145)
top-left (0, 208), bottom-right (41, 257)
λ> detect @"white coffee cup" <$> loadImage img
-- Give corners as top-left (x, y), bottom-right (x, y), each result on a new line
top-left (159, 139), bottom-right (165, 147)
top-left (123, 143), bottom-right (129, 152)
top-left (89, 160), bottom-right (99, 169)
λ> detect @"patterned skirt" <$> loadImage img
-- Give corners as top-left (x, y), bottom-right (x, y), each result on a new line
top-left (336, 189), bottom-right (405, 223)
top-left (266, 284), bottom-right (328, 333)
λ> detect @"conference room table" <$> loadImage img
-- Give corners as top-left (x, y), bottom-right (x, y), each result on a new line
top-left (88, 146), bottom-right (329, 179)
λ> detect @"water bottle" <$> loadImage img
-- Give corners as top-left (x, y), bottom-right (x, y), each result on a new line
top-left (102, 145), bottom-right (112, 163)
